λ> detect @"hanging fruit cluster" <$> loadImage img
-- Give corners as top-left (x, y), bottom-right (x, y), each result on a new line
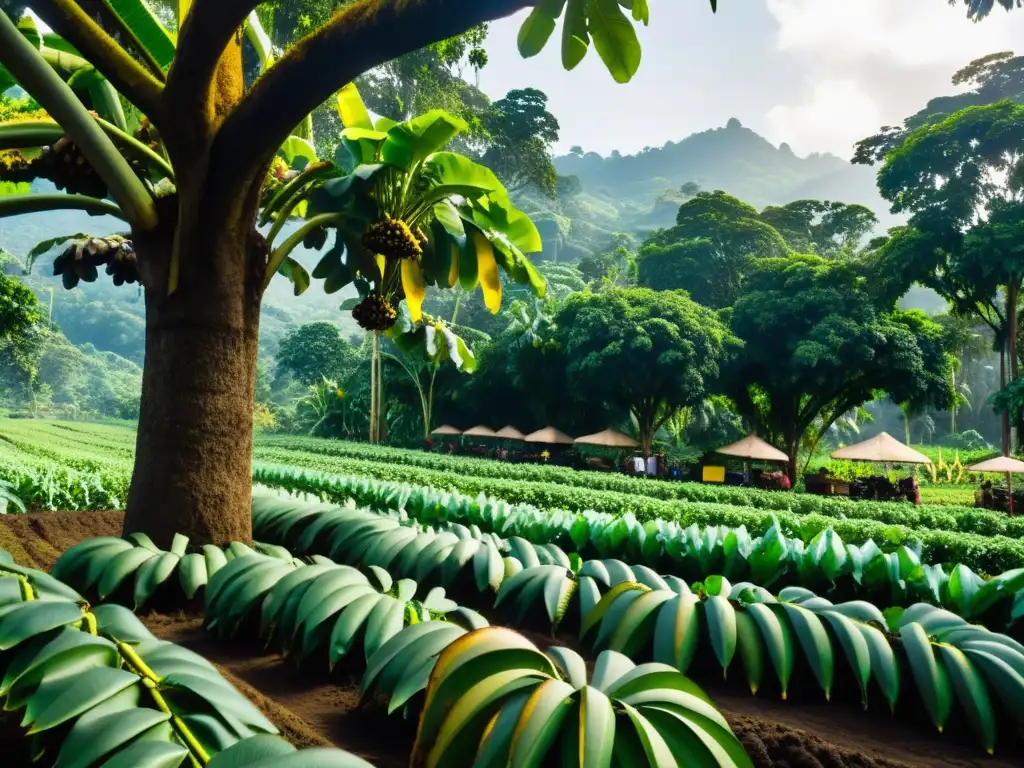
top-left (302, 226), bottom-right (328, 251)
top-left (352, 291), bottom-right (397, 332)
top-left (362, 216), bottom-right (422, 260)
top-left (32, 137), bottom-right (108, 198)
top-left (53, 235), bottom-right (138, 289)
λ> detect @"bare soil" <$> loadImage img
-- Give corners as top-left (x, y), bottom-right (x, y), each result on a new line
top-left (2, 510), bottom-right (1021, 768)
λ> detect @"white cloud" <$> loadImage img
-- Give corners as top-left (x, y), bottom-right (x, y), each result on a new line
top-left (766, 0), bottom-right (1019, 67)
top-left (761, 0), bottom-right (1024, 156)
top-left (764, 80), bottom-right (880, 156)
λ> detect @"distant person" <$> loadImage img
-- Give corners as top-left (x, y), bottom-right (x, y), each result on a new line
top-left (982, 480), bottom-right (995, 510)
top-left (781, 473), bottom-right (791, 491)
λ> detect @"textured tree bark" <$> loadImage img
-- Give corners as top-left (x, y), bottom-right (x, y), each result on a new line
top-left (122, 201), bottom-right (265, 547)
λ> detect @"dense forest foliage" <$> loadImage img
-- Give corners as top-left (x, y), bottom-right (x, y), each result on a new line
top-left (2, 33), bottom-right (1020, 476)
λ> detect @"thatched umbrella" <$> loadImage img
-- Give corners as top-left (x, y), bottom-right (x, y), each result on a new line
top-left (430, 424), bottom-right (462, 436)
top-left (523, 426), bottom-right (575, 445)
top-left (830, 432), bottom-right (930, 464)
top-left (462, 425), bottom-right (498, 438)
top-left (967, 455), bottom-right (1024, 517)
top-left (715, 434), bottom-right (788, 463)
top-left (574, 428), bottom-right (639, 449)
top-left (494, 426), bottom-right (527, 441)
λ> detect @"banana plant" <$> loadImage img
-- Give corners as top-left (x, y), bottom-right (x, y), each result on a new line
top-left (0, 547), bottom-right (376, 767)
top-left (260, 84), bottom-right (546, 334)
top-left (410, 626), bottom-right (752, 768)
top-left (580, 575), bottom-right (1024, 754)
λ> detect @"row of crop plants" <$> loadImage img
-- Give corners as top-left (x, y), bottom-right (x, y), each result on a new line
top-left (52, 507), bottom-right (756, 766)
top-left (251, 446), bottom-right (1024, 540)
top-left (50, 491), bottom-right (1024, 759)
top-left (0, 544), bottom-right (373, 767)
top-left (255, 434), bottom-right (983, 511)
top-left (254, 464), bottom-right (1024, 581)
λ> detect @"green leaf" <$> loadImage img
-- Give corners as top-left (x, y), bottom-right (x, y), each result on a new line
top-left (517, 0), bottom-right (568, 58)
top-left (422, 152), bottom-right (504, 199)
top-left (98, 546), bottom-right (158, 599)
top-left (25, 666), bottom-right (140, 733)
top-left (562, 0), bottom-right (591, 70)
top-left (161, 672), bottom-right (276, 733)
top-left (586, 0), bottom-right (642, 84)
top-left (336, 83), bottom-right (373, 130)
top-left (54, 708), bottom-right (171, 768)
top-left (207, 734), bottom-right (296, 766)
top-left (0, 600), bottom-right (84, 650)
top-left (95, 740), bottom-right (189, 768)
top-left (900, 622), bottom-right (952, 732)
top-left (134, 552), bottom-right (180, 609)
top-left (107, 0), bottom-right (176, 70)
top-left (279, 136), bottom-right (318, 170)
top-left (381, 110), bottom-right (467, 172)
top-left (178, 553), bottom-right (208, 601)
top-left (278, 255), bottom-right (311, 296)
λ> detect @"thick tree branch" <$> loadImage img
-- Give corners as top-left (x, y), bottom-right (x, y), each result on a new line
top-left (31, 0), bottom-right (164, 118)
top-left (163, 0), bottom-right (255, 122)
top-left (213, 0), bottom-right (536, 188)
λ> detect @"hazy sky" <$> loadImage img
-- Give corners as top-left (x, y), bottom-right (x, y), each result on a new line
top-left (478, 0), bottom-right (1024, 160)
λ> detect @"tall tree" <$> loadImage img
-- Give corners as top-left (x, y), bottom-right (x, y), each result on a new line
top-left (553, 288), bottom-right (736, 456)
top-left (637, 191), bottom-right (788, 308)
top-left (0, 0), bottom-right (685, 545)
top-left (872, 100), bottom-right (1024, 449)
top-left (724, 255), bottom-right (955, 481)
top-left (481, 87), bottom-right (559, 196)
top-left (274, 321), bottom-right (359, 386)
top-left (759, 200), bottom-right (877, 258)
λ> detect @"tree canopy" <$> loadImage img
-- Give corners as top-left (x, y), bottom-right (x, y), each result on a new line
top-left (637, 191), bottom-right (788, 308)
top-left (724, 255), bottom-right (955, 477)
top-left (481, 88), bottom-right (560, 196)
top-left (274, 321), bottom-right (360, 386)
top-left (552, 287), bottom-right (736, 455)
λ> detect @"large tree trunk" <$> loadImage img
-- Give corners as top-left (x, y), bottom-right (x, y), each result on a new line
top-left (122, 204), bottom-right (264, 548)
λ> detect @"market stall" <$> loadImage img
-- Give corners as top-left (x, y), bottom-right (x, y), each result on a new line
top-left (828, 432), bottom-right (930, 501)
top-left (574, 428), bottom-right (638, 471)
top-left (967, 455), bottom-right (1024, 516)
top-left (714, 435), bottom-right (789, 489)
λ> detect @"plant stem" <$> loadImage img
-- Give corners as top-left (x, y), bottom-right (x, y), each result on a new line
top-left (0, 193), bottom-right (127, 221)
top-left (0, 11), bottom-right (158, 230)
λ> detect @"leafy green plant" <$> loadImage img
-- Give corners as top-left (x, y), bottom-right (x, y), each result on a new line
top-left (203, 551), bottom-right (484, 668)
top-left (52, 532), bottom-right (293, 609)
top-left (579, 577), bottom-right (1024, 754)
top-left (0, 547), bottom-right (375, 766)
top-left (410, 626), bottom-right (752, 767)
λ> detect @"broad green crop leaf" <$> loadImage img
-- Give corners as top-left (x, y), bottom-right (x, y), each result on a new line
top-left (586, 0), bottom-right (642, 83)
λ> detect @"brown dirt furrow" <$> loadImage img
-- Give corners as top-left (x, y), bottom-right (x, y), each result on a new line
top-left (0, 510), bottom-right (124, 571)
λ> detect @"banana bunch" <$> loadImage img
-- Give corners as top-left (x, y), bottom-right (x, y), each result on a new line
top-left (410, 626), bottom-right (752, 768)
top-left (35, 136), bottom-right (108, 198)
top-left (581, 577), bottom-right (1024, 754)
top-left (1, 548), bottom-right (375, 768)
top-left (362, 216), bottom-right (422, 261)
top-left (52, 235), bottom-right (139, 289)
top-left (352, 291), bottom-right (397, 331)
